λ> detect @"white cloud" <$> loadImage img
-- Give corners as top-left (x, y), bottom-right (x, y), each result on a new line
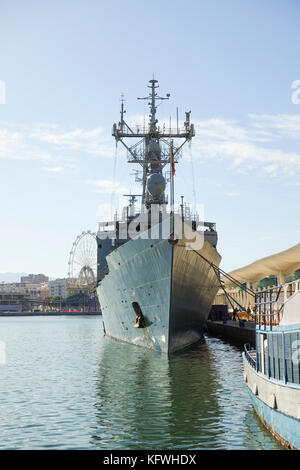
top-left (249, 113), bottom-right (300, 140)
top-left (223, 191), bottom-right (240, 197)
top-left (30, 126), bottom-right (114, 158)
top-left (85, 178), bottom-right (140, 195)
top-left (0, 123), bottom-right (115, 165)
top-left (85, 179), bottom-right (127, 194)
top-left (41, 166), bottom-right (63, 173)
top-left (0, 128), bottom-right (52, 161)
top-left (187, 116), bottom-right (300, 177)
top-left (195, 118), bottom-right (261, 142)
top-left (264, 163), bottom-right (279, 175)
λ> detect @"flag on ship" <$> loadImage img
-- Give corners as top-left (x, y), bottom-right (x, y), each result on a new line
top-left (170, 146), bottom-right (175, 176)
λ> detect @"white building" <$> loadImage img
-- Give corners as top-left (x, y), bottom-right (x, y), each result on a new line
top-left (0, 282), bottom-right (48, 299)
top-left (48, 278), bottom-right (68, 298)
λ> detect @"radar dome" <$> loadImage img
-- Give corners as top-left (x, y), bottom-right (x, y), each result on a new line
top-left (146, 173), bottom-right (166, 198)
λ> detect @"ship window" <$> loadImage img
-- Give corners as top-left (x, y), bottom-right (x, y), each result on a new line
top-left (132, 302), bottom-right (146, 328)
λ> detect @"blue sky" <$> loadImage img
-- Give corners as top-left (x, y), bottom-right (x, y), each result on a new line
top-left (0, 0), bottom-right (300, 277)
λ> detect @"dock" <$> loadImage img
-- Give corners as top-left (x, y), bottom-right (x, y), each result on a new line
top-left (206, 319), bottom-right (255, 346)
top-left (0, 311), bottom-right (101, 317)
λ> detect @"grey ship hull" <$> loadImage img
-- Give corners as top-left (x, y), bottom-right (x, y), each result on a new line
top-left (97, 228), bottom-right (221, 354)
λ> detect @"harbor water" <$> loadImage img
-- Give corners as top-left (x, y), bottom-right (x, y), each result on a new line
top-left (0, 316), bottom-right (283, 450)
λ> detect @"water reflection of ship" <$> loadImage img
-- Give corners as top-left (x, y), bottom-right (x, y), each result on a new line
top-left (243, 409), bottom-right (284, 450)
top-left (91, 336), bottom-right (222, 449)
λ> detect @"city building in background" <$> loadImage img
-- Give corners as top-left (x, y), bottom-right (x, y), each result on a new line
top-left (0, 282), bottom-right (49, 298)
top-left (0, 292), bottom-right (30, 312)
top-left (0, 273), bottom-right (51, 311)
top-left (48, 278), bottom-right (68, 299)
top-left (20, 273), bottom-right (49, 284)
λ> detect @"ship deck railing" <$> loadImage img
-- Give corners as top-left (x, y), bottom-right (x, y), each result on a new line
top-left (113, 125), bottom-right (192, 137)
top-left (254, 280), bottom-right (300, 331)
top-left (97, 214), bottom-right (216, 238)
top-left (244, 343), bottom-right (257, 370)
top-left (244, 338), bottom-right (300, 387)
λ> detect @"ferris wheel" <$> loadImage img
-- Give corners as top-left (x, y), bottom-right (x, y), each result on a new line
top-left (68, 231), bottom-right (98, 289)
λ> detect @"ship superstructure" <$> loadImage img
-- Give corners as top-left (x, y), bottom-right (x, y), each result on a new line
top-left (96, 78), bottom-right (221, 353)
top-left (112, 79), bottom-right (194, 209)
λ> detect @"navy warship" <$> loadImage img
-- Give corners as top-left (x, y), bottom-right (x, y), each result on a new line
top-left (96, 79), bottom-right (221, 353)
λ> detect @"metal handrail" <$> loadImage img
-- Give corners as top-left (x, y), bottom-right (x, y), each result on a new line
top-left (255, 286), bottom-right (285, 330)
top-left (255, 280), bottom-right (300, 329)
top-left (244, 343), bottom-right (256, 369)
top-left (115, 125), bottom-right (190, 135)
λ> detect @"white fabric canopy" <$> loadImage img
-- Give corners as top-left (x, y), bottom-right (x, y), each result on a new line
top-left (224, 243), bottom-right (300, 285)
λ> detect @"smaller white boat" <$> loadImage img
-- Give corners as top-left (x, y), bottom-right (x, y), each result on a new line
top-left (243, 279), bottom-right (300, 449)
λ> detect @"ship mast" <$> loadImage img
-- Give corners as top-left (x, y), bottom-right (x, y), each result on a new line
top-left (112, 78), bottom-right (195, 210)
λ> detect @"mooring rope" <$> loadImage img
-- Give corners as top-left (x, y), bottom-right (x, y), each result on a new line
top-left (189, 246), bottom-right (257, 317)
